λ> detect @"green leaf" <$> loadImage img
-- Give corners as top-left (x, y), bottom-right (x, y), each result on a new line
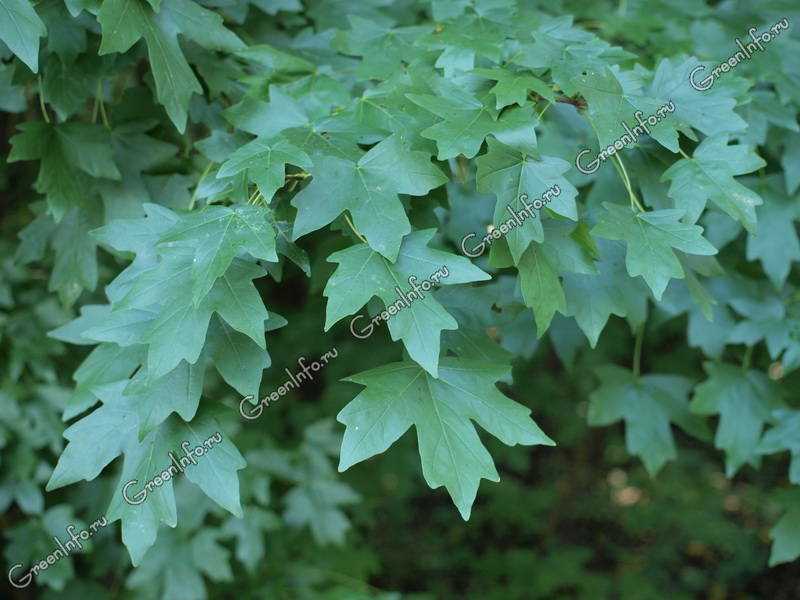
top-left (476, 138), bottom-right (578, 263)
top-left (217, 137), bottom-right (312, 203)
top-left (125, 527), bottom-right (204, 598)
top-left (736, 90), bottom-right (799, 147)
top-left (691, 362), bottom-right (783, 477)
top-left (250, 421), bottom-right (360, 545)
top-left (221, 508), bottom-right (279, 573)
top-left (4, 505), bottom-right (83, 590)
top-left (41, 58), bottom-right (91, 121)
top-left (292, 134), bottom-right (447, 261)
top-left (518, 244), bottom-right (566, 336)
top-left (757, 409), bottom-right (800, 485)
top-left (416, 14), bottom-right (504, 77)
top-left (661, 135), bottom-right (765, 232)
top-left (225, 86), bottom-right (314, 140)
top-left (574, 58), bottom-right (747, 153)
top-left (769, 506), bottom-right (800, 567)
top-left (283, 478), bottom-right (359, 545)
top-left (407, 88), bottom-right (538, 159)
top-left (512, 16), bottom-right (635, 96)
top-left (49, 207), bottom-right (99, 306)
top-left (0, 62), bottom-right (26, 112)
top-left (515, 221), bottom-right (597, 336)
top-left (49, 392), bottom-right (245, 565)
top-left (9, 122), bottom-right (120, 219)
top-left (474, 67), bottom-right (555, 108)
top-left (589, 365), bottom-right (709, 475)
top-left (436, 285), bottom-right (512, 363)
top-left (337, 16), bottom-right (430, 80)
top-left (113, 360), bottom-right (205, 441)
top-left (106, 249), bottom-right (269, 379)
top-left (236, 43), bottom-right (315, 75)
top-left (87, 204), bottom-right (272, 382)
top-left (0, 0), bottom-right (46, 72)
top-left (562, 239), bottom-right (648, 348)
top-left (98, 0), bottom-right (244, 132)
top-left (745, 176), bottom-right (800, 289)
top-left (107, 249), bottom-right (213, 377)
top-left (46, 385), bottom-right (141, 491)
top-left (324, 229), bottom-right (489, 376)
top-left (782, 132), bottom-right (800, 195)
top-left (338, 358), bottom-right (554, 519)
top-left (592, 203), bottom-right (717, 300)
top-left (158, 204), bottom-right (278, 304)
top-left (60, 342), bottom-right (145, 420)
top-left (206, 316), bottom-right (269, 398)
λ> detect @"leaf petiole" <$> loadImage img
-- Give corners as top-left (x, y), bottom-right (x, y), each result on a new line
top-left (37, 75), bottom-right (50, 124)
top-left (632, 322), bottom-right (645, 377)
top-left (189, 161), bottom-right (214, 211)
top-left (343, 213), bottom-right (368, 244)
top-left (611, 154), bottom-right (645, 212)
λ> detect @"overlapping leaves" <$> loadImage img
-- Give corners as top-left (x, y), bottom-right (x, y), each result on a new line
top-left (3, 0), bottom-right (799, 581)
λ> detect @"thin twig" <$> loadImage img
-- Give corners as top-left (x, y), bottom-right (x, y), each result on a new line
top-left (555, 95), bottom-right (587, 110)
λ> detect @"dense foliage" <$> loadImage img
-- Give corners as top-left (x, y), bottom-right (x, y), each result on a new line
top-left (2, 0), bottom-right (800, 597)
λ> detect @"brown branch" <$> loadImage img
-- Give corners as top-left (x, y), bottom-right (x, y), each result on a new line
top-left (555, 95), bottom-right (586, 110)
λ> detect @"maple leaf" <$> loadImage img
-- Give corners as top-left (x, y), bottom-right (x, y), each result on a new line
top-left (513, 16), bottom-right (635, 96)
top-left (474, 67), bottom-right (556, 109)
top-left (324, 229), bottom-right (489, 376)
top-left (157, 204), bottom-right (278, 304)
top-left (9, 121), bottom-right (121, 219)
top-left (105, 250), bottom-right (269, 379)
top-left (292, 134), bottom-right (448, 261)
top-left (476, 138), bottom-right (578, 263)
top-left (216, 137), bottom-right (312, 203)
top-left (47, 397), bottom-right (245, 565)
top-left (407, 84), bottom-right (538, 159)
top-left (574, 57), bottom-right (748, 153)
top-left (757, 409), bottom-right (800, 485)
top-left (337, 16), bottom-right (431, 79)
top-left (592, 203), bottom-right (717, 300)
top-left (770, 506), bottom-right (800, 567)
top-left (589, 365), bottom-right (710, 475)
top-left (0, 0), bottom-right (47, 72)
top-left (744, 176), bottom-right (800, 288)
top-left (416, 14), bottom-right (505, 77)
top-left (517, 221), bottom-right (597, 335)
top-left (337, 358), bottom-right (554, 519)
top-left (562, 239), bottom-right (648, 348)
top-left (98, 0), bottom-right (244, 131)
top-left (108, 361), bottom-right (205, 441)
top-left (661, 135), bottom-right (765, 232)
top-left (691, 362), bottom-right (784, 477)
